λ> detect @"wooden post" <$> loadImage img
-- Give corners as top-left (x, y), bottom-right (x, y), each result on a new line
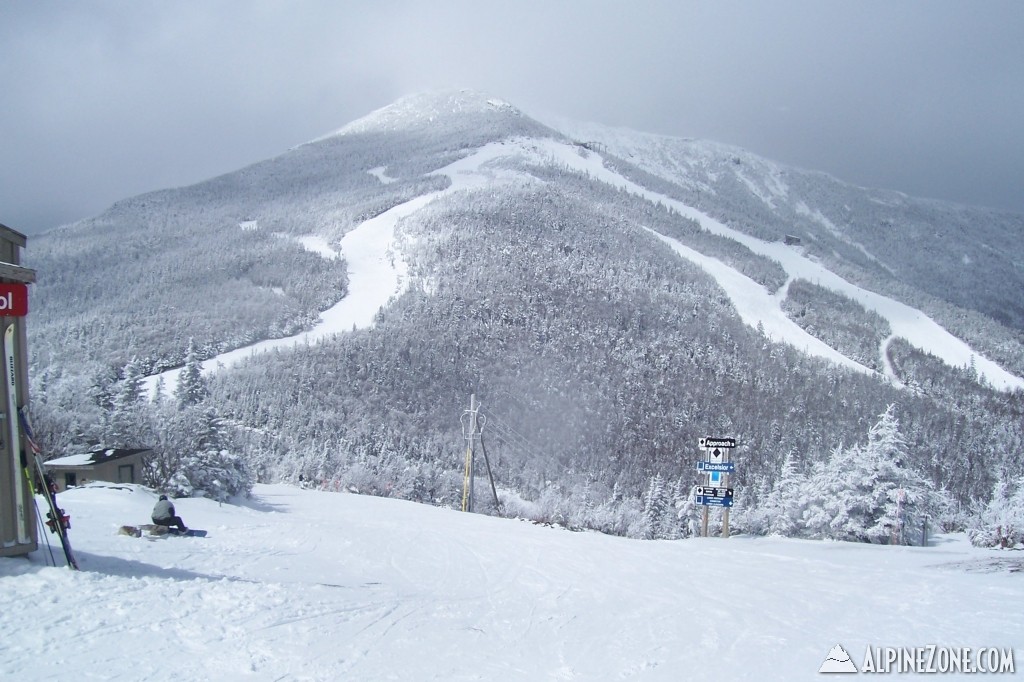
top-left (722, 449), bottom-right (730, 538)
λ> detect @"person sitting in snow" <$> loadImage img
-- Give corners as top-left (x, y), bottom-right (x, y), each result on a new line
top-left (152, 494), bottom-right (188, 533)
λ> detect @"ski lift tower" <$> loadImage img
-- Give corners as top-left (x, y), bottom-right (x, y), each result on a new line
top-left (0, 222), bottom-right (37, 558)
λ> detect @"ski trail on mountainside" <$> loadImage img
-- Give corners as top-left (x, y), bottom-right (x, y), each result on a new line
top-left (644, 228), bottom-right (876, 377)
top-left (141, 143), bottom-right (527, 399)
top-left (142, 197), bottom-right (415, 398)
top-left (507, 137), bottom-right (1023, 392)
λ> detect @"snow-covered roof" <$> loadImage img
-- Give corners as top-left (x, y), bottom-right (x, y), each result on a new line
top-left (45, 448), bottom-right (150, 468)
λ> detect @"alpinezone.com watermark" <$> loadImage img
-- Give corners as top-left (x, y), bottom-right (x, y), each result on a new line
top-left (820, 644), bottom-right (1016, 674)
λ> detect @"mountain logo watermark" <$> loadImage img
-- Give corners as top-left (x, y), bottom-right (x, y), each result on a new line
top-left (818, 644), bottom-right (1015, 674)
top-left (819, 644), bottom-right (858, 674)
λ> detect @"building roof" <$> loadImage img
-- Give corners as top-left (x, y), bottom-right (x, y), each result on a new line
top-left (0, 260), bottom-right (36, 283)
top-left (45, 448), bottom-right (151, 468)
top-left (0, 222), bottom-right (28, 247)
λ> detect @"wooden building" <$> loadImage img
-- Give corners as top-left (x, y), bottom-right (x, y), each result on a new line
top-left (44, 448), bottom-right (150, 492)
top-left (0, 222), bottom-right (37, 558)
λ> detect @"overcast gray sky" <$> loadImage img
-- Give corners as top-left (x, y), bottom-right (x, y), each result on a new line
top-left (2, 1), bottom-right (1022, 235)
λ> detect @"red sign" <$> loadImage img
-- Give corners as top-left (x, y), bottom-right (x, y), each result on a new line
top-left (0, 284), bottom-right (29, 317)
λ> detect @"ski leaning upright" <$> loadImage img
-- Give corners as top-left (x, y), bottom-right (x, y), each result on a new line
top-left (4, 321), bottom-right (78, 570)
top-left (18, 407), bottom-right (79, 570)
top-left (4, 324), bottom-right (30, 545)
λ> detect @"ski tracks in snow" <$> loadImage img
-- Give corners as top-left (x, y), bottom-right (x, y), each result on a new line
top-left (5, 484), bottom-right (1021, 680)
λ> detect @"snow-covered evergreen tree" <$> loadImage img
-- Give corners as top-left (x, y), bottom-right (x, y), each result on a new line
top-left (642, 474), bottom-right (669, 539)
top-left (968, 475), bottom-right (1024, 548)
top-left (673, 478), bottom-right (700, 539)
top-left (147, 343), bottom-right (252, 499)
top-left (803, 405), bottom-right (946, 544)
top-left (152, 376), bottom-right (168, 405)
top-left (636, 474), bottom-right (690, 539)
top-left (106, 358), bottom-right (146, 447)
top-left (159, 406), bottom-right (253, 501)
top-left (751, 450), bottom-right (807, 537)
top-left (175, 338), bottom-right (208, 409)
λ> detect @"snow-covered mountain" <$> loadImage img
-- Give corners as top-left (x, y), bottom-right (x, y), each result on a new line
top-left (24, 90), bottom-right (1024, 532)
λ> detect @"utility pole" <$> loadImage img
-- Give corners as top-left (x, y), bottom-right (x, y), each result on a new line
top-left (459, 393), bottom-right (501, 514)
top-left (461, 394), bottom-right (480, 512)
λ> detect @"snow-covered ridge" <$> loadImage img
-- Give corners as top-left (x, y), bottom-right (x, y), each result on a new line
top-left (545, 118), bottom-right (770, 193)
top-left (548, 119), bottom-right (901, 266)
top-left (145, 135), bottom-right (1022, 395)
top-left (503, 137), bottom-right (1023, 391)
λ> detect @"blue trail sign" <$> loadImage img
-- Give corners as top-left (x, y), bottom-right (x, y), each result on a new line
top-left (697, 461), bottom-right (736, 473)
top-left (696, 493), bottom-right (734, 507)
top-left (695, 486), bottom-right (734, 506)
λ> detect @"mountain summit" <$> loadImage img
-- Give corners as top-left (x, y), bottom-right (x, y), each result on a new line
top-left (325, 89), bottom-right (529, 138)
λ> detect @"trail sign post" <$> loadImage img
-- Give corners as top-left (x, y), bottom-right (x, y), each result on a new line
top-left (695, 436), bottom-right (737, 537)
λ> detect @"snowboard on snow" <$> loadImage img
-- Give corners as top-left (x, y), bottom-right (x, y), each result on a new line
top-left (119, 524), bottom-right (207, 538)
top-left (167, 528), bottom-right (207, 537)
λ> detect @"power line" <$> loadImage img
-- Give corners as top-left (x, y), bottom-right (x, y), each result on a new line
top-left (478, 407), bottom-right (537, 461)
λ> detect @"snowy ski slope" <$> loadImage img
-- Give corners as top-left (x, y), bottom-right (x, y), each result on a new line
top-left (1, 483), bottom-right (1018, 681)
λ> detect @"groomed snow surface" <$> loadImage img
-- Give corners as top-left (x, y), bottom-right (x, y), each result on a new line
top-left (2, 484), bottom-right (1019, 681)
